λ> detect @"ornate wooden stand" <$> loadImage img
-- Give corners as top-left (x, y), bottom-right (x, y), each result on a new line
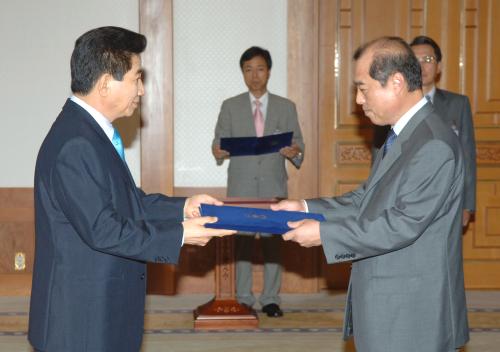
top-left (193, 199), bottom-right (276, 330)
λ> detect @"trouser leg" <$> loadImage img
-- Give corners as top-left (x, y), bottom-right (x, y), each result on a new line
top-left (258, 234), bottom-right (282, 306)
top-left (235, 233), bottom-right (256, 306)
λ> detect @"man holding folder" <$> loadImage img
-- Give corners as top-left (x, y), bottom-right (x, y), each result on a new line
top-left (212, 46), bottom-right (304, 317)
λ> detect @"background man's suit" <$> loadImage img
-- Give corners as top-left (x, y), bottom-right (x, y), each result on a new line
top-left (432, 88), bottom-right (476, 211)
top-left (307, 103), bottom-right (469, 351)
top-left (29, 100), bottom-right (185, 352)
top-left (213, 92), bottom-right (304, 307)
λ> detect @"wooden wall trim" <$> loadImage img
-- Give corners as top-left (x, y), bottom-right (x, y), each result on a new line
top-left (139, 0), bottom-right (174, 196)
top-left (140, 0), bottom-right (176, 294)
top-left (288, 0), bottom-right (320, 200)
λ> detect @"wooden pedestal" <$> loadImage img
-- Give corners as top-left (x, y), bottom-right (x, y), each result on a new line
top-left (193, 235), bottom-right (258, 330)
top-left (193, 199), bottom-right (277, 330)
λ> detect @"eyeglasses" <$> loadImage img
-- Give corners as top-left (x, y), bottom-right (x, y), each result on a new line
top-left (417, 55), bottom-right (437, 64)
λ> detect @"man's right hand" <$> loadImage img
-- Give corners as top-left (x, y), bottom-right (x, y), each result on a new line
top-left (182, 216), bottom-right (235, 246)
top-left (212, 144), bottom-right (230, 160)
top-left (271, 199), bottom-right (306, 212)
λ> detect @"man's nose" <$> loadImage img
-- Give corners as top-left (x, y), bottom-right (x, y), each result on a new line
top-left (355, 89), bottom-right (364, 105)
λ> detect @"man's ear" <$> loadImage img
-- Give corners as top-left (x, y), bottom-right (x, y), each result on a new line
top-left (96, 74), bottom-right (113, 97)
top-left (391, 72), bottom-right (405, 94)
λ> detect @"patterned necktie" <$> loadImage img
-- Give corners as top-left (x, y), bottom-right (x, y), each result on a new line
top-left (382, 128), bottom-right (397, 158)
top-left (253, 99), bottom-right (265, 137)
top-left (112, 128), bottom-right (125, 161)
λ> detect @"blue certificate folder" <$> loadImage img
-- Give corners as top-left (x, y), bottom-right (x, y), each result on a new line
top-left (220, 132), bottom-right (293, 156)
top-left (200, 204), bottom-right (326, 235)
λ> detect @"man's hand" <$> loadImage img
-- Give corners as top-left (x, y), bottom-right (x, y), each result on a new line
top-left (271, 199), bottom-right (306, 212)
top-left (282, 219), bottom-right (321, 247)
top-left (279, 143), bottom-right (301, 159)
top-left (212, 144), bottom-right (230, 160)
top-left (462, 209), bottom-right (472, 228)
top-left (182, 216), bottom-right (236, 246)
top-left (184, 194), bottom-right (223, 218)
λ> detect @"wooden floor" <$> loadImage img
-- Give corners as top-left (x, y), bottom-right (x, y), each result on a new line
top-left (1, 291), bottom-right (500, 351)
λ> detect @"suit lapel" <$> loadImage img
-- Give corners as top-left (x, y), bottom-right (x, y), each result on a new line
top-left (364, 103), bottom-right (434, 195)
top-left (238, 94), bottom-right (257, 136)
top-left (265, 94), bottom-right (280, 135)
top-left (431, 89), bottom-right (448, 121)
top-left (67, 100), bottom-right (137, 190)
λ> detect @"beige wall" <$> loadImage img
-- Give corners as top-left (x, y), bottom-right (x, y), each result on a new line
top-left (0, 0), bottom-right (141, 187)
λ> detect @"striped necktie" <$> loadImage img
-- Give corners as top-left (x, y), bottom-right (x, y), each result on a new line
top-left (382, 129), bottom-right (397, 158)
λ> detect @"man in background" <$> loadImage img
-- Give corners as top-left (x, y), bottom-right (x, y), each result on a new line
top-left (410, 35), bottom-right (476, 227)
top-left (29, 26), bottom-right (234, 352)
top-left (273, 36), bottom-right (469, 351)
top-left (212, 46), bottom-right (304, 317)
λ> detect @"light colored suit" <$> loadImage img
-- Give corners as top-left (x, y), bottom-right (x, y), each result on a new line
top-left (308, 103), bottom-right (469, 351)
top-left (213, 92), bottom-right (304, 306)
top-left (433, 88), bottom-right (476, 211)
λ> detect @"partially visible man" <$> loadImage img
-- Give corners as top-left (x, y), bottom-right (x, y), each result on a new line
top-left (212, 46), bottom-right (304, 317)
top-left (273, 37), bottom-right (469, 351)
top-left (29, 26), bottom-right (234, 352)
top-left (410, 35), bottom-right (476, 227)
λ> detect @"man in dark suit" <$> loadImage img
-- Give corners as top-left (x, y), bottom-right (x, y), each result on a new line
top-left (28, 26), bottom-right (234, 352)
top-left (273, 37), bottom-right (469, 351)
top-left (410, 35), bottom-right (476, 227)
top-left (212, 47), bottom-right (304, 317)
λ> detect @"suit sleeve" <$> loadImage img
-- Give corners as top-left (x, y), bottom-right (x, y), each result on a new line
top-left (137, 188), bottom-right (187, 221)
top-left (458, 96), bottom-right (476, 211)
top-left (52, 138), bottom-right (183, 263)
top-left (287, 101), bottom-right (305, 168)
top-left (314, 140), bottom-right (458, 263)
top-left (212, 100), bottom-right (232, 164)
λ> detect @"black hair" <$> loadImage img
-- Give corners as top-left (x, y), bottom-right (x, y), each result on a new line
top-left (353, 36), bottom-right (422, 92)
top-left (409, 35), bottom-right (442, 62)
top-left (70, 26), bottom-right (147, 94)
top-left (239, 46), bottom-right (272, 70)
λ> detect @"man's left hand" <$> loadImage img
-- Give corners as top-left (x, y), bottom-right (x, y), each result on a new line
top-left (184, 194), bottom-right (223, 218)
top-left (462, 209), bottom-right (472, 228)
top-left (280, 143), bottom-right (301, 159)
top-left (282, 219), bottom-right (321, 247)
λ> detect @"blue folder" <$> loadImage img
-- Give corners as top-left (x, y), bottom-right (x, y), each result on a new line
top-left (200, 204), bottom-right (326, 235)
top-left (220, 131), bottom-right (293, 156)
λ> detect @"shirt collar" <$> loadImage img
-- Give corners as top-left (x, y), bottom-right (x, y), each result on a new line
top-left (249, 91), bottom-right (269, 106)
top-left (426, 86), bottom-right (436, 103)
top-left (392, 96), bottom-right (428, 135)
top-left (70, 95), bottom-right (114, 141)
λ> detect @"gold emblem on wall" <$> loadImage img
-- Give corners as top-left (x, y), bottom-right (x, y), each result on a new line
top-left (14, 252), bottom-right (26, 271)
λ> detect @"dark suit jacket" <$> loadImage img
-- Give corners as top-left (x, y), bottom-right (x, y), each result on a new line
top-left (29, 99), bottom-right (185, 352)
top-left (433, 88), bottom-right (476, 211)
top-left (309, 103), bottom-right (469, 351)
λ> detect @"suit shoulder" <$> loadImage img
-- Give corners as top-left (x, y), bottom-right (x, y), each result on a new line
top-left (269, 93), bottom-right (295, 106)
top-left (222, 92), bottom-right (249, 105)
top-left (436, 88), bottom-right (469, 103)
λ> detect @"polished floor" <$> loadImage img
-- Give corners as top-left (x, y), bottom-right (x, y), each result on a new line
top-left (1, 291), bottom-right (499, 351)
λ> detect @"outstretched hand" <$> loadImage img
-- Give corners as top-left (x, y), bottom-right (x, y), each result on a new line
top-left (182, 216), bottom-right (236, 246)
top-left (184, 194), bottom-right (223, 218)
top-left (282, 219), bottom-right (321, 247)
top-left (270, 199), bottom-right (306, 212)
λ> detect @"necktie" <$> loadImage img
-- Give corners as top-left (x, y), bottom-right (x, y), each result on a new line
top-left (112, 128), bottom-right (125, 161)
top-left (253, 99), bottom-right (265, 137)
top-left (382, 128), bottom-right (397, 157)
top-left (425, 94), bottom-right (432, 103)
